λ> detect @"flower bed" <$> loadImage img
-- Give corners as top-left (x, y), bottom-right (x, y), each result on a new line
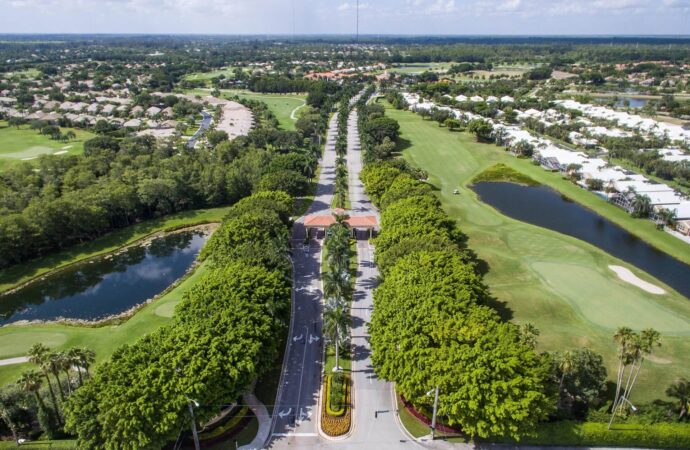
top-left (321, 374), bottom-right (352, 436)
top-left (198, 406), bottom-right (253, 447)
top-left (399, 394), bottom-right (462, 434)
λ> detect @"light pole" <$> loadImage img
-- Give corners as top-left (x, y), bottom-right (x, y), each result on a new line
top-left (608, 395), bottom-right (637, 429)
top-left (427, 386), bottom-right (440, 440)
top-left (188, 399), bottom-right (201, 450)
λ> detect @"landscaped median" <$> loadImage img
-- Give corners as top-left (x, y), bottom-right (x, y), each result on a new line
top-left (320, 372), bottom-right (352, 437)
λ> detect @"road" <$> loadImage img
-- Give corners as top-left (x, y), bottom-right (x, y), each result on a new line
top-left (343, 106), bottom-right (414, 449)
top-left (186, 110), bottom-right (212, 149)
top-left (268, 113), bottom-right (339, 448)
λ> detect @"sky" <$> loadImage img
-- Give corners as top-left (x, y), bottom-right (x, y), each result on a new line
top-left (0, 0), bottom-right (689, 36)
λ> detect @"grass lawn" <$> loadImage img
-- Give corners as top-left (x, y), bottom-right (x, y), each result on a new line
top-left (0, 206), bottom-right (231, 294)
top-left (182, 88), bottom-right (306, 131)
top-left (0, 262), bottom-right (210, 386)
top-left (0, 121), bottom-right (95, 171)
top-left (224, 90), bottom-right (306, 131)
top-left (388, 62), bottom-right (454, 74)
top-left (387, 105), bottom-right (690, 402)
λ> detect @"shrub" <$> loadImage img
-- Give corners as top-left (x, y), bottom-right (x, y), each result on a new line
top-left (321, 375), bottom-right (351, 436)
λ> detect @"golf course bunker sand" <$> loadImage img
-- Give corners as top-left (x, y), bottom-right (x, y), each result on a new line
top-left (609, 265), bottom-right (666, 295)
top-left (53, 150), bottom-right (68, 155)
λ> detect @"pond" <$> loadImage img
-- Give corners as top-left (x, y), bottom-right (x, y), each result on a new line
top-left (472, 182), bottom-right (690, 299)
top-left (0, 230), bottom-right (209, 325)
top-left (613, 96), bottom-right (649, 109)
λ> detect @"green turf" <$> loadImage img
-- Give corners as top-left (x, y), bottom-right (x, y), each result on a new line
top-left (0, 262), bottom-right (209, 386)
top-left (183, 88), bottom-right (306, 131)
top-left (226, 91), bottom-right (306, 131)
top-left (387, 104), bottom-right (690, 402)
top-left (0, 121), bottom-right (95, 171)
top-left (0, 207), bottom-right (230, 294)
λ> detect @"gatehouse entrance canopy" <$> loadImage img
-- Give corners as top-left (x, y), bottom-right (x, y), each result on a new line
top-left (304, 210), bottom-right (378, 232)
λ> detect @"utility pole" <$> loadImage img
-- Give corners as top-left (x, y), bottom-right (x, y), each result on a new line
top-left (356, 0), bottom-right (359, 44)
top-left (430, 386), bottom-right (439, 440)
top-left (188, 400), bottom-right (201, 450)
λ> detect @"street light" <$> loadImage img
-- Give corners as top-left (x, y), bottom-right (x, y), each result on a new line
top-left (426, 386), bottom-right (440, 440)
top-left (188, 399), bottom-right (201, 450)
top-left (620, 396), bottom-right (638, 412)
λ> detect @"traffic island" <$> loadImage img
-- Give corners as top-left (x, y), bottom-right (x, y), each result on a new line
top-left (320, 373), bottom-right (352, 437)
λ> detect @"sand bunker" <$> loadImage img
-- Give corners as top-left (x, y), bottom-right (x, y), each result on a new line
top-left (53, 150), bottom-right (68, 155)
top-left (609, 265), bottom-right (666, 295)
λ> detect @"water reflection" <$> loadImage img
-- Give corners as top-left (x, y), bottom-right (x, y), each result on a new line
top-left (0, 231), bottom-right (208, 325)
top-left (473, 182), bottom-right (690, 299)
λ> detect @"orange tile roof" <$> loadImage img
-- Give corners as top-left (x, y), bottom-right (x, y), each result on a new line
top-left (345, 216), bottom-right (378, 228)
top-left (304, 215), bottom-right (336, 228)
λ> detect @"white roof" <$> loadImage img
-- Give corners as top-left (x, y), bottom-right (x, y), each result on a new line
top-left (454, 94), bottom-right (468, 102)
top-left (470, 95), bottom-right (484, 102)
top-left (500, 96), bottom-right (514, 103)
top-left (668, 202), bottom-right (690, 220)
top-left (645, 190), bottom-right (684, 206)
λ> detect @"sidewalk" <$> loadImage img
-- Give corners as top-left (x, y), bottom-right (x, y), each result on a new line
top-left (238, 392), bottom-right (271, 450)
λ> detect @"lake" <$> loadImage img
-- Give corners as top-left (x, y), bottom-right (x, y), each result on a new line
top-left (0, 230), bottom-right (208, 325)
top-left (614, 97), bottom-right (649, 109)
top-left (472, 182), bottom-right (690, 299)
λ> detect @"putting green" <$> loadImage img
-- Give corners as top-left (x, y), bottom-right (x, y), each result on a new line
top-left (531, 262), bottom-right (690, 334)
top-left (0, 121), bottom-right (95, 171)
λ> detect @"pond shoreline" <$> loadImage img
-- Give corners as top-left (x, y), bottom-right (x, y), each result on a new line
top-left (0, 223), bottom-right (217, 328)
top-left (471, 181), bottom-right (690, 300)
top-left (0, 223), bottom-right (218, 299)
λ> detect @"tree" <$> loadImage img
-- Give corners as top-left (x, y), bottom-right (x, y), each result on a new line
top-left (0, 386), bottom-right (27, 443)
top-left (28, 344), bottom-right (61, 424)
top-left (468, 119), bottom-right (494, 142)
top-left (551, 348), bottom-right (607, 418)
top-left (657, 207), bottom-right (677, 227)
top-left (17, 371), bottom-right (59, 439)
top-left (585, 178), bottom-right (604, 191)
top-left (667, 378), bottom-right (690, 421)
top-left (443, 118), bottom-right (462, 131)
top-left (609, 328), bottom-right (661, 427)
top-left (323, 297), bottom-right (351, 372)
top-left (631, 194), bottom-right (652, 218)
top-left (513, 139), bottom-right (534, 158)
top-left (207, 130), bottom-right (229, 147)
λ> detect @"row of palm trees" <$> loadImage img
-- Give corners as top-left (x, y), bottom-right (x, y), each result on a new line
top-left (17, 343), bottom-right (95, 434)
top-left (334, 99), bottom-right (351, 209)
top-left (323, 221), bottom-right (353, 372)
top-left (609, 327), bottom-right (661, 428)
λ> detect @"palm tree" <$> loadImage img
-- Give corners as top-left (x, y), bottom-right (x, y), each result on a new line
top-left (666, 378), bottom-right (690, 420)
top-left (27, 344), bottom-right (61, 416)
top-left (611, 327), bottom-right (634, 418)
top-left (323, 297), bottom-right (351, 372)
top-left (75, 347), bottom-right (95, 378)
top-left (657, 208), bottom-right (677, 228)
top-left (67, 348), bottom-right (84, 386)
top-left (557, 350), bottom-right (577, 392)
top-left (47, 353), bottom-right (66, 402)
top-left (631, 194), bottom-right (652, 218)
top-left (17, 371), bottom-right (46, 413)
top-left (54, 352), bottom-right (73, 395)
top-left (65, 130), bottom-right (76, 141)
top-left (322, 268), bottom-right (349, 302)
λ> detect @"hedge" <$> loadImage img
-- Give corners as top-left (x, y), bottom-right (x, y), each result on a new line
top-left (326, 374), bottom-right (346, 417)
top-left (501, 421), bottom-right (690, 449)
top-left (321, 375), bottom-right (351, 437)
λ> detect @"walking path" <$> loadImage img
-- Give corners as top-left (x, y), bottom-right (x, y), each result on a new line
top-left (239, 392), bottom-right (271, 450)
top-left (0, 356), bottom-right (29, 366)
